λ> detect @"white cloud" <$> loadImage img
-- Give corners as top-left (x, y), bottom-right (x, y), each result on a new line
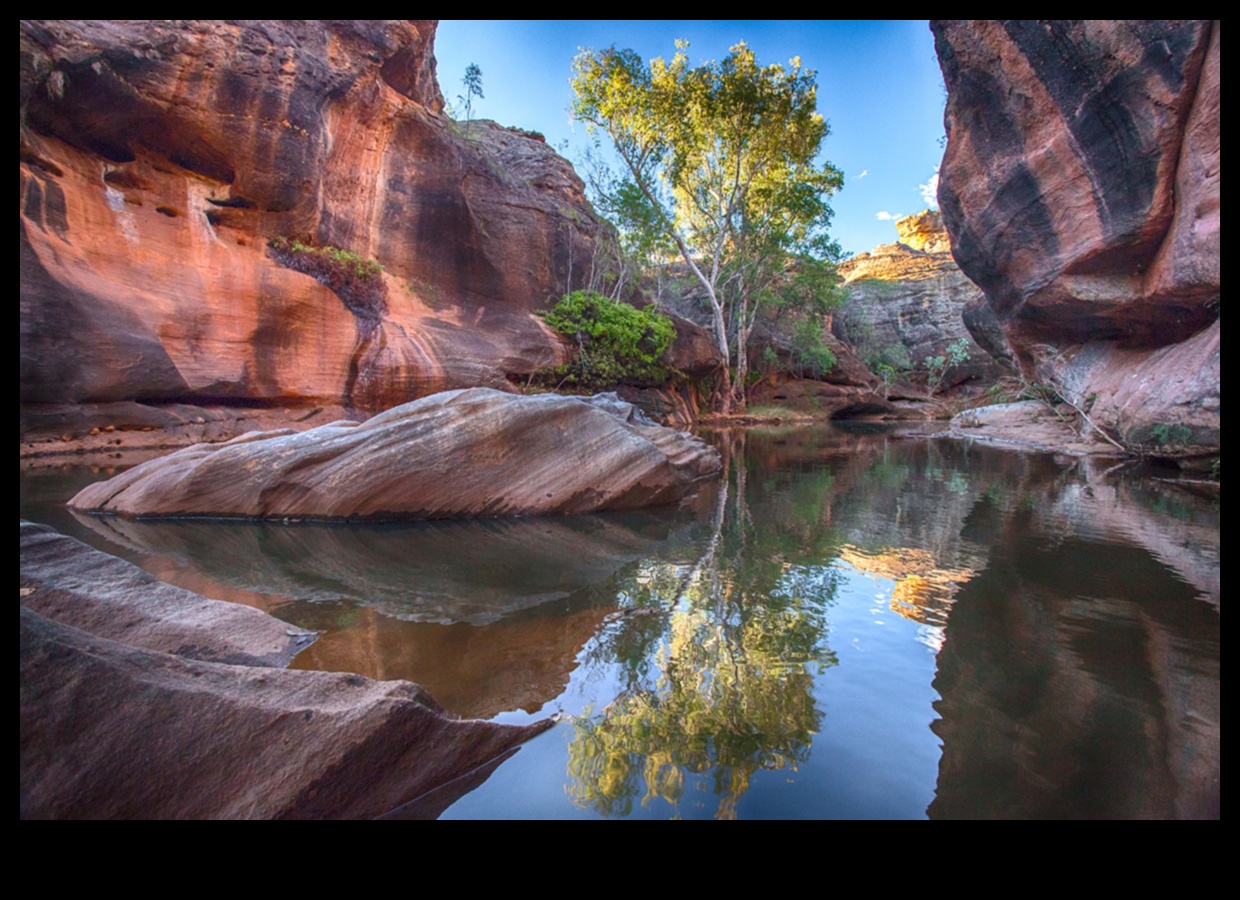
top-left (918, 166), bottom-right (941, 209)
top-left (856, 169), bottom-right (869, 180)
top-left (875, 211), bottom-right (901, 221)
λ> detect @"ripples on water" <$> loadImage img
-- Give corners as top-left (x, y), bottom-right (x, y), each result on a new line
top-left (20, 425), bottom-right (1220, 819)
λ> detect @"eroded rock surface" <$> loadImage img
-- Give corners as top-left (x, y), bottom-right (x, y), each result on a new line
top-left (835, 210), bottom-right (1010, 388)
top-left (947, 400), bottom-right (1116, 456)
top-left (20, 21), bottom-right (602, 429)
top-left (20, 522), bottom-right (552, 819)
top-left (70, 388), bottom-right (721, 520)
top-left (933, 20), bottom-right (1220, 450)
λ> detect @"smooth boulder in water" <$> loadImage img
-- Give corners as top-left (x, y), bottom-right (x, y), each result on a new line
top-left (69, 388), bottom-right (721, 520)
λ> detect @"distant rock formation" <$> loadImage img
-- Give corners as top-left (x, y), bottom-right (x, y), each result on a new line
top-left (20, 522), bottom-right (551, 819)
top-left (69, 388), bottom-right (721, 520)
top-left (19, 21), bottom-right (610, 429)
top-left (932, 21), bottom-right (1219, 451)
top-left (834, 210), bottom-right (1009, 390)
top-left (892, 209), bottom-right (948, 253)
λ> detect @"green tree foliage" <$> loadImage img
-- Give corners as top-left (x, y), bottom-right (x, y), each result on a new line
top-left (575, 152), bottom-right (678, 301)
top-left (762, 253), bottom-right (846, 325)
top-left (789, 318), bottom-right (836, 379)
top-left (757, 253), bottom-right (845, 381)
top-left (571, 41), bottom-right (844, 412)
top-left (538, 290), bottom-right (676, 391)
top-left (861, 342), bottom-right (912, 398)
top-left (459, 62), bottom-right (483, 124)
top-left (923, 338), bottom-right (971, 398)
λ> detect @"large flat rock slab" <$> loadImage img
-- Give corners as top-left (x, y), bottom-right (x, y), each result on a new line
top-left (69, 388), bottom-right (720, 520)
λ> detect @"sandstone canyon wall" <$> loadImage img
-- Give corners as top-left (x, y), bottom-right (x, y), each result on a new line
top-left (20, 21), bottom-right (695, 437)
top-left (834, 210), bottom-right (1010, 390)
top-left (932, 20), bottom-right (1220, 451)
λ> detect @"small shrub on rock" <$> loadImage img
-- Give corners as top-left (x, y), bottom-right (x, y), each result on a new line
top-left (789, 318), bottom-right (837, 379)
top-left (268, 236), bottom-right (388, 320)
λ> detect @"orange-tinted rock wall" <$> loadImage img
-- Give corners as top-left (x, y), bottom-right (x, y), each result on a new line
top-left (933, 21), bottom-right (1219, 448)
top-left (20, 20), bottom-right (600, 420)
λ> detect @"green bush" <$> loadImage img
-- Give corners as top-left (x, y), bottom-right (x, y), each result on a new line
top-left (864, 342), bottom-right (912, 373)
top-left (1148, 423), bottom-right (1193, 447)
top-left (270, 237), bottom-right (382, 279)
top-left (537, 290), bottom-right (676, 390)
top-left (924, 338), bottom-right (971, 397)
top-left (862, 342), bottom-right (911, 394)
top-left (789, 318), bottom-right (836, 379)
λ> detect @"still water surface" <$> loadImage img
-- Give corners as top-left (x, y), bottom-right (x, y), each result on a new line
top-left (20, 425), bottom-right (1220, 818)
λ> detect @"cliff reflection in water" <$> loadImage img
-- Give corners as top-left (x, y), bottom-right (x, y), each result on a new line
top-left (26, 422), bottom-right (1219, 818)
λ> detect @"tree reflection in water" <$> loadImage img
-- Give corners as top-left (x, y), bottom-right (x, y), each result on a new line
top-left (566, 431), bottom-right (841, 818)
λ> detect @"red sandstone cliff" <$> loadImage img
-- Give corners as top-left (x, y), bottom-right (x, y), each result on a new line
top-left (19, 21), bottom-right (621, 433)
top-left (932, 20), bottom-right (1219, 451)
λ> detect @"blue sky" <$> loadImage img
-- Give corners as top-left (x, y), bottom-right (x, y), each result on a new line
top-left (434, 21), bottom-right (946, 258)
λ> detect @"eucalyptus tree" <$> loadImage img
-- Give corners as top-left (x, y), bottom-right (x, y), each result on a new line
top-left (571, 40), bottom-right (843, 412)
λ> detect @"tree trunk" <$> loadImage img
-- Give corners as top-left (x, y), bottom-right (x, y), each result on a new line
top-left (709, 294), bottom-right (734, 415)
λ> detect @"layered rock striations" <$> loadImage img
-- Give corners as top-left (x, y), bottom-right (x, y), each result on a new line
top-left (19, 520), bottom-right (311, 667)
top-left (19, 21), bottom-right (610, 429)
top-left (20, 521), bottom-right (552, 819)
top-left (834, 210), bottom-right (1010, 387)
top-left (69, 388), bottom-right (721, 520)
top-left (932, 21), bottom-right (1220, 450)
